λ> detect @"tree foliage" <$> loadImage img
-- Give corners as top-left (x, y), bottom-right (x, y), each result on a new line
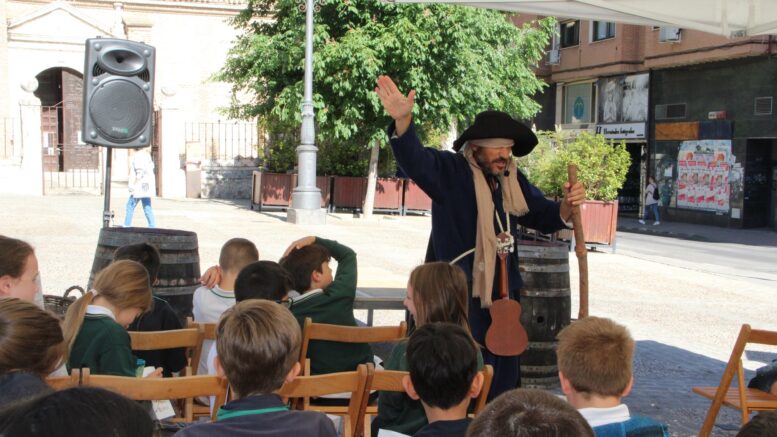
top-left (518, 131), bottom-right (631, 201)
top-left (217, 0), bottom-right (556, 175)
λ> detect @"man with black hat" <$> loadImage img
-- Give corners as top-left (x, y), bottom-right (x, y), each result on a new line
top-left (375, 76), bottom-right (586, 400)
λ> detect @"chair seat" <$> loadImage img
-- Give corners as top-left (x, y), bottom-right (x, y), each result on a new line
top-left (693, 386), bottom-right (777, 411)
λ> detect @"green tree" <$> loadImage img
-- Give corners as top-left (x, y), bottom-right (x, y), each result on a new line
top-left (217, 0), bottom-right (556, 175)
top-left (518, 130), bottom-right (631, 201)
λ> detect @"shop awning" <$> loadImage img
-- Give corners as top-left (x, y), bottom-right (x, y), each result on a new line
top-left (385, 0), bottom-right (777, 38)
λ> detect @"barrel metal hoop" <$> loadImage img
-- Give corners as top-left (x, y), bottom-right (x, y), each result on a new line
top-left (519, 264), bottom-right (570, 273)
top-left (520, 288), bottom-right (571, 297)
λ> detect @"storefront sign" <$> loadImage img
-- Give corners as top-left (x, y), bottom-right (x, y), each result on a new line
top-left (595, 123), bottom-right (646, 140)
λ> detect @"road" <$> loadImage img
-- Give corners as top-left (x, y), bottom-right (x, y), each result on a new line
top-left (614, 231), bottom-right (777, 287)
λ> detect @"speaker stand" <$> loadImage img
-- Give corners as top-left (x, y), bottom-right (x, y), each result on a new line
top-left (101, 147), bottom-right (114, 228)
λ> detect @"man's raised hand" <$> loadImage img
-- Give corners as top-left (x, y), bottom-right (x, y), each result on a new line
top-left (375, 75), bottom-right (415, 136)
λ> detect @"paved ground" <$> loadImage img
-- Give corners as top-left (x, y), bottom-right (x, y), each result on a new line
top-left (2, 189), bottom-right (775, 437)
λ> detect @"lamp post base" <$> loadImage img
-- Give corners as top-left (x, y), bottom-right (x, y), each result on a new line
top-left (286, 207), bottom-right (327, 225)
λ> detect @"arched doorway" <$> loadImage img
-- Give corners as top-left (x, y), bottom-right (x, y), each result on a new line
top-left (35, 67), bottom-right (100, 191)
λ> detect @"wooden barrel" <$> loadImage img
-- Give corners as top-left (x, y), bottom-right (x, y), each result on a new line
top-left (88, 227), bottom-right (200, 324)
top-left (517, 240), bottom-right (571, 389)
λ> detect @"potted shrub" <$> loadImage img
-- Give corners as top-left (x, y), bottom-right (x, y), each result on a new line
top-left (518, 130), bottom-right (631, 249)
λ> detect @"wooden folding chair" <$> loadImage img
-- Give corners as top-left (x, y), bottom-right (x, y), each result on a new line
top-left (129, 327), bottom-right (204, 372)
top-left (45, 368), bottom-right (81, 390)
top-left (358, 364), bottom-right (494, 437)
top-left (185, 317), bottom-right (218, 374)
top-left (299, 317), bottom-right (407, 371)
top-left (79, 367), bottom-right (228, 422)
top-left (692, 324), bottom-right (777, 437)
top-left (278, 363), bottom-right (373, 437)
top-left (185, 317), bottom-right (221, 418)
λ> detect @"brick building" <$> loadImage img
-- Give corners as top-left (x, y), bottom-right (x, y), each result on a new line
top-left (517, 16), bottom-right (777, 230)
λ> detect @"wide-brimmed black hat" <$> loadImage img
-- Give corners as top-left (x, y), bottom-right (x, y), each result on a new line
top-left (452, 110), bottom-right (538, 157)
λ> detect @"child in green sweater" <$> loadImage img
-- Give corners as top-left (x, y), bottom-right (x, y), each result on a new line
top-left (280, 236), bottom-right (373, 375)
top-left (63, 260), bottom-right (161, 377)
top-left (374, 262), bottom-right (483, 436)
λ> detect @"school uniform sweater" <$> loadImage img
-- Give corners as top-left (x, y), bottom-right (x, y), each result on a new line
top-left (374, 340), bottom-right (484, 436)
top-left (173, 393), bottom-right (337, 437)
top-left (413, 418), bottom-right (472, 437)
top-left (290, 237), bottom-right (373, 375)
top-left (127, 295), bottom-right (187, 377)
top-left (0, 372), bottom-right (52, 409)
top-left (68, 312), bottom-right (137, 377)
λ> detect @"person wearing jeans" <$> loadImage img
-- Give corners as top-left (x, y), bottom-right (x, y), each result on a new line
top-left (639, 177), bottom-right (660, 225)
top-left (123, 148), bottom-right (157, 228)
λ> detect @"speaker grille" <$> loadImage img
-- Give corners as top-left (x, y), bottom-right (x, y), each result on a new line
top-left (93, 64), bottom-right (106, 77)
top-left (88, 79), bottom-right (149, 142)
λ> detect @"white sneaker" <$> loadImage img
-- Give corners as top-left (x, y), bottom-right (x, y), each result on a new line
top-left (638, 219), bottom-right (645, 225)
top-left (653, 221), bottom-right (660, 225)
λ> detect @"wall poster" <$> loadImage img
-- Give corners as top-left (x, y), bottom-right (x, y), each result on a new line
top-left (676, 140), bottom-right (732, 213)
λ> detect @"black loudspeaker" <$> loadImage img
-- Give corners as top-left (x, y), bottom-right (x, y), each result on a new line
top-left (82, 38), bottom-right (155, 148)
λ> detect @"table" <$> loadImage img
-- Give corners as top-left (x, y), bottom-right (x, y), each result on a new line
top-left (354, 287), bottom-right (406, 326)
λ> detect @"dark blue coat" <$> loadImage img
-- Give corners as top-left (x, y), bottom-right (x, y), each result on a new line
top-left (389, 121), bottom-right (567, 342)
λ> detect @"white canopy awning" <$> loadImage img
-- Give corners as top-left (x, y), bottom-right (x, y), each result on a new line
top-left (386, 0), bottom-right (777, 38)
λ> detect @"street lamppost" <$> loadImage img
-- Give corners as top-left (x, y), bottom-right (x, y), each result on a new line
top-left (287, 0), bottom-right (327, 224)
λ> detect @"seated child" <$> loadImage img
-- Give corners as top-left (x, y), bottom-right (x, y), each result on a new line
top-left (556, 316), bottom-right (669, 437)
top-left (202, 260), bottom-right (294, 377)
top-left (0, 236), bottom-right (41, 303)
top-left (0, 386), bottom-right (155, 437)
top-left (117, 242), bottom-right (187, 377)
top-left (0, 297), bottom-right (65, 408)
top-left (280, 235), bottom-right (372, 375)
top-left (174, 300), bottom-right (337, 437)
top-left (736, 410), bottom-right (777, 437)
top-left (403, 322), bottom-right (484, 437)
top-left (193, 238), bottom-right (258, 374)
top-left (467, 388), bottom-right (595, 437)
top-left (63, 260), bottom-right (161, 377)
top-left (375, 262), bottom-right (482, 436)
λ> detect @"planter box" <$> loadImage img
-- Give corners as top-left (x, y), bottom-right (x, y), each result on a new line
top-left (373, 178), bottom-right (403, 213)
top-left (555, 200), bottom-right (619, 251)
top-left (403, 180), bottom-right (432, 214)
top-left (332, 176), bottom-right (367, 211)
top-left (251, 171), bottom-right (331, 211)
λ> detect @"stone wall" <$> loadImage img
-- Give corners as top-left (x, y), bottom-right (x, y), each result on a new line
top-left (200, 159), bottom-right (259, 199)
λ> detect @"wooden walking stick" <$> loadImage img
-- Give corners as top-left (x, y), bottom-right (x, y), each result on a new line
top-left (567, 164), bottom-right (589, 319)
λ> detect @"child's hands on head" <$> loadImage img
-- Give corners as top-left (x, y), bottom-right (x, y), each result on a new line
top-left (282, 236), bottom-right (316, 258)
top-left (200, 265), bottom-right (222, 288)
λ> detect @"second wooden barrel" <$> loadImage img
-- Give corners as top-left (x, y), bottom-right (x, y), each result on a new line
top-left (517, 240), bottom-right (571, 389)
top-left (88, 227), bottom-right (201, 324)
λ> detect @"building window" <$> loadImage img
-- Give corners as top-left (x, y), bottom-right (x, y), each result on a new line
top-left (592, 21), bottom-right (616, 41)
top-left (560, 21), bottom-right (580, 48)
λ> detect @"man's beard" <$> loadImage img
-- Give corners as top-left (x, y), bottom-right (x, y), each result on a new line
top-left (474, 152), bottom-right (509, 176)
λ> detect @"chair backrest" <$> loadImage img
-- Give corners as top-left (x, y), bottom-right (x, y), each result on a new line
top-left (277, 363), bottom-right (373, 437)
top-left (697, 324), bottom-right (777, 437)
top-left (185, 317), bottom-right (218, 375)
top-left (299, 317), bottom-right (407, 369)
top-left (129, 327), bottom-right (204, 374)
top-left (45, 368), bottom-right (81, 390)
top-left (79, 367), bottom-right (228, 422)
top-left (363, 364), bottom-right (493, 417)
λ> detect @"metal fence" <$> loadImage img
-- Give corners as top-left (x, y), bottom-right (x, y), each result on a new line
top-left (1, 118), bottom-right (18, 160)
top-left (184, 121), bottom-right (261, 162)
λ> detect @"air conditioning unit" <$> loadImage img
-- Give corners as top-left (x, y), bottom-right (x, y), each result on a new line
top-left (659, 27), bottom-right (681, 42)
top-left (548, 49), bottom-right (560, 65)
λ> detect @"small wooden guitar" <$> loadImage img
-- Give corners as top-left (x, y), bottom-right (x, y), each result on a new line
top-left (484, 232), bottom-right (529, 357)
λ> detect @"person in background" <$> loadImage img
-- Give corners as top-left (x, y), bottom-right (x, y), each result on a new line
top-left (124, 147), bottom-right (157, 228)
top-left (639, 176), bottom-right (660, 225)
top-left (0, 386), bottom-right (155, 437)
top-left (174, 300), bottom-right (337, 437)
top-left (0, 297), bottom-right (65, 408)
top-left (0, 236), bottom-right (42, 305)
top-left (403, 322), bottom-right (484, 437)
top-left (467, 388), bottom-right (595, 437)
top-left (63, 260), bottom-right (161, 377)
top-left (116, 242), bottom-right (187, 377)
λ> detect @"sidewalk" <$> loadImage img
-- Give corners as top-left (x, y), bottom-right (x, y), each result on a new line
top-left (617, 217), bottom-right (777, 247)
